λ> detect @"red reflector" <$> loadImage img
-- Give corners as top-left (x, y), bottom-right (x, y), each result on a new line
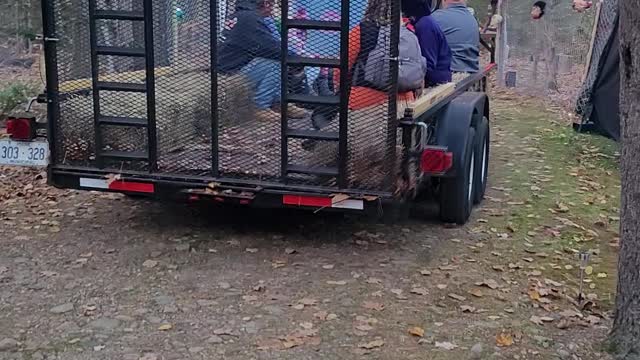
top-left (108, 181), bottom-right (154, 193)
top-left (421, 148), bottom-right (453, 174)
top-left (283, 195), bottom-right (332, 208)
top-left (6, 117), bottom-right (35, 140)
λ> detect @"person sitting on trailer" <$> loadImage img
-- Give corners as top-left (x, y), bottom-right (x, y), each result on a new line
top-left (334, 0), bottom-right (425, 110)
top-left (217, 0), bottom-right (308, 121)
top-left (402, 0), bottom-right (452, 86)
top-left (431, 0), bottom-right (480, 73)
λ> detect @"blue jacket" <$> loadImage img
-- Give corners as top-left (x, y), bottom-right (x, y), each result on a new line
top-left (410, 5), bottom-right (453, 86)
top-left (217, 0), bottom-right (281, 73)
top-left (431, 3), bottom-right (480, 73)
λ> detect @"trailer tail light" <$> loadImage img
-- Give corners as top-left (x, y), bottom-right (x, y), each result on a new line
top-left (79, 178), bottom-right (154, 194)
top-left (6, 117), bottom-right (36, 141)
top-left (421, 147), bottom-right (453, 174)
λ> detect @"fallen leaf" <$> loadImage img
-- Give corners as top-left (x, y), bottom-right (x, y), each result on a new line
top-left (435, 341), bottom-right (458, 350)
top-left (298, 298), bottom-right (318, 306)
top-left (523, 257), bottom-right (534, 263)
top-left (469, 289), bottom-right (483, 298)
top-left (256, 338), bottom-right (284, 351)
top-left (245, 248), bottom-right (259, 253)
top-left (448, 293), bottom-right (466, 301)
top-left (410, 287), bottom-right (428, 296)
top-left (356, 324), bottom-right (374, 332)
top-left (326, 280), bottom-right (347, 286)
top-left (142, 260), bottom-right (158, 268)
top-left (314, 311), bottom-right (329, 320)
top-left (326, 313), bottom-right (338, 320)
top-left (544, 278), bottom-right (563, 287)
top-left (322, 264), bottom-right (335, 270)
top-left (436, 284), bottom-right (448, 290)
top-left (284, 248), bottom-right (297, 255)
top-left (475, 279), bottom-right (500, 289)
top-left (439, 265), bottom-right (459, 271)
top-left (492, 265), bottom-right (506, 272)
top-left (300, 322), bottom-right (314, 330)
top-left (556, 202), bottom-right (570, 213)
top-left (420, 269), bottom-right (432, 276)
top-left (460, 305), bottom-right (476, 313)
top-left (408, 326), bottom-right (425, 337)
top-left (597, 272), bottom-right (608, 278)
top-left (528, 290), bottom-right (541, 301)
top-left (272, 260), bottom-right (287, 269)
top-left (564, 264), bottom-right (574, 270)
top-left (496, 333), bottom-right (514, 347)
top-left (358, 339), bottom-right (385, 349)
top-left (363, 302), bottom-right (385, 311)
top-left (530, 315), bottom-right (544, 325)
top-left (158, 323), bottom-right (173, 331)
top-left (366, 277), bottom-right (382, 284)
top-left (584, 266), bottom-right (593, 275)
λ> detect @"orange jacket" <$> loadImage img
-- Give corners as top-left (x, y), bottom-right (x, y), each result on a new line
top-left (334, 24), bottom-right (415, 110)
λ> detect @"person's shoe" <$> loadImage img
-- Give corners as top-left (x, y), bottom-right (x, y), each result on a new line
top-left (287, 104), bottom-right (308, 119)
top-left (254, 109), bottom-right (280, 122)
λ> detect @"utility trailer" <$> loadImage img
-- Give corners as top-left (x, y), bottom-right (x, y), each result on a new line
top-left (2, 0), bottom-right (496, 224)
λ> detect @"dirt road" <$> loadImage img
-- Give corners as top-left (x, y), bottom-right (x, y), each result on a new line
top-left (0, 96), bottom-right (618, 360)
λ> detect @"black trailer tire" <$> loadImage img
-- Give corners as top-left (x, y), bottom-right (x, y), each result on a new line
top-left (473, 116), bottom-right (490, 204)
top-left (439, 127), bottom-right (475, 225)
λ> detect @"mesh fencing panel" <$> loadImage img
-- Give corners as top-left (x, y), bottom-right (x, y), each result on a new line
top-left (501, 0), bottom-right (598, 109)
top-left (575, 0), bottom-right (618, 122)
top-left (50, 0), bottom-right (401, 192)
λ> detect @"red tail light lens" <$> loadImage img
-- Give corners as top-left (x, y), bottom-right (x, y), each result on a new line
top-left (6, 117), bottom-right (36, 141)
top-left (421, 147), bottom-right (453, 174)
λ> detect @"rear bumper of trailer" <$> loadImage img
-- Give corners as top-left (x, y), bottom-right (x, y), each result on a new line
top-left (50, 165), bottom-right (393, 214)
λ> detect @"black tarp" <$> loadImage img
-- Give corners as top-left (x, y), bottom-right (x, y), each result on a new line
top-left (576, 13), bottom-right (620, 141)
top-left (588, 22), bottom-right (620, 140)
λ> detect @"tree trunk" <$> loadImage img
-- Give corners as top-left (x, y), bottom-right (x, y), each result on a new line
top-left (611, 0), bottom-right (640, 358)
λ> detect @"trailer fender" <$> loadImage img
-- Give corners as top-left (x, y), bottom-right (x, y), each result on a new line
top-left (435, 92), bottom-right (489, 176)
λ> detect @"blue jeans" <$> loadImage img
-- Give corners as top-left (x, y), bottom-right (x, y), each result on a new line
top-left (240, 58), bottom-right (281, 110)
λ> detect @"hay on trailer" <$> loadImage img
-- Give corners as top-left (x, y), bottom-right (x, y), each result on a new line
top-left (58, 70), bottom-right (253, 163)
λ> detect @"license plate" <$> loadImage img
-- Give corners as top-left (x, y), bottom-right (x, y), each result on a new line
top-left (0, 139), bottom-right (49, 167)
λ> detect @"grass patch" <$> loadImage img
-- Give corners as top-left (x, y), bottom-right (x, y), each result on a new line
top-left (0, 81), bottom-right (40, 120)
top-left (485, 99), bottom-right (619, 308)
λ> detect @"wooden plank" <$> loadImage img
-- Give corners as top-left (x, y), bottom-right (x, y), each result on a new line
top-left (400, 82), bottom-right (456, 118)
top-left (582, 1), bottom-right (602, 83)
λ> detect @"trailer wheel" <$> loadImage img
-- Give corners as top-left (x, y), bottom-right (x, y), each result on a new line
top-left (473, 116), bottom-right (490, 204)
top-left (439, 127), bottom-right (475, 225)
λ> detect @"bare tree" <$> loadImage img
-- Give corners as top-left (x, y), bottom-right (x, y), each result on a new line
top-left (610, 0), bottom-right (640, 358)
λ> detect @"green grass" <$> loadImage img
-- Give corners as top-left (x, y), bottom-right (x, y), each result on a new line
top-left (0, 81), bottom-right (40, 120)
top-left (485, 99), bottom-right (620, 307)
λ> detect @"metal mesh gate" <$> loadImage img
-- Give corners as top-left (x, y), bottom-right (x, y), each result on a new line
top-left (47, 0), bottom-right (401, 192)
top-left (500, 0), bottom-right (598, 109)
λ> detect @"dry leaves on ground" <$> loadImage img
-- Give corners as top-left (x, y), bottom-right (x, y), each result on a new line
top-left (363, 302), bottom-right (385, 311)
top-left (434, 341), bottom-right (458, 350)
top-left (408, 326), bottom-right (425, 337)
top-left (358, 339), bottom-right (385, 349)
top-left (496, 332), bottom-right (514, 347)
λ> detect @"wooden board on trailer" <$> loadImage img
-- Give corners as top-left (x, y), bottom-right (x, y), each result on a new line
top-left (398, 82), bottom-right (456, 118)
